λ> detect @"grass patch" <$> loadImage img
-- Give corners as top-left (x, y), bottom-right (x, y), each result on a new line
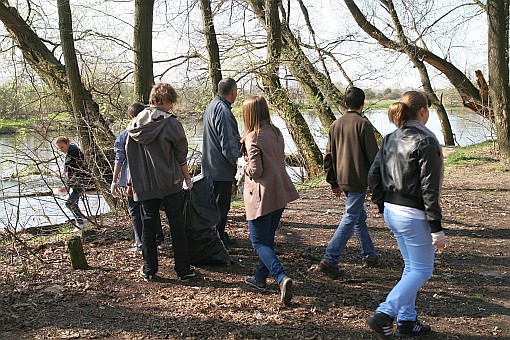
top-left (468, 295), bottom-right (483, 302)
top-left (445, 141), bottom-right (499, 167)
top-left (231, 200), bottom-right (245, 208)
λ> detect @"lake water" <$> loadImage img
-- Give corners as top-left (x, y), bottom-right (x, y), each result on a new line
top-left (0, 109), bottom-right (493, 229)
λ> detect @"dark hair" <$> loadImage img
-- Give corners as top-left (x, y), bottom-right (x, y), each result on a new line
top-left (218, 78), bottom-right (237, 96)
top-left (388, 91), bottom-right (431, 128)
top-left (127, 102), bottom-right (145, 118)
top-left (344, 87), bottom-right (365, 110)
top-left (149, 83), bottom-right (178, 106)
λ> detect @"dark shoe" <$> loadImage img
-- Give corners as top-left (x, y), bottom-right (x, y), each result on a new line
top-left (319, 259), bottom-right (345, 278)
top-left (157, 242), bottom-right (172, 250)
top-left (178, 265), bottom-right (200, 281)
top-left (362, 255), bottom-right (380, 268)
top-left (244, 277), bottom-right (267, 291)
top-left (279, 277), bottom-right (293, 306)
top-left (139, 266), bottom-right (160, 282)
top-left (395, 319), bottom-right (431, 338)
top-left (367, 312), bottom-right (394, 339)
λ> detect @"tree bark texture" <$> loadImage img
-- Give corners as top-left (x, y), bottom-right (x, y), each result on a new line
top-left (487, 0), bottom-right (510, 160)
top-left (67, 236), bottom-right (88, 269)
top-left (133, 0), bottom-right (154, 103)
top-left (383, 0), bottom-right (454, 146)
top-left (344, 0), bottom-right (485, 115)
top-left (199, 0), bottom-right (222, 96)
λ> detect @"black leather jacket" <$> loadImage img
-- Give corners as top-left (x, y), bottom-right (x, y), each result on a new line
top-left (368, 125), bottom-right (443, 232)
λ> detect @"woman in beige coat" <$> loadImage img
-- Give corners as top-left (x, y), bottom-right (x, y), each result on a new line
top-left (240, 96), bottom-right (299, 306)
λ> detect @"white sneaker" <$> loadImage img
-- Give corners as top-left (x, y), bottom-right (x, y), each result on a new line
top-left (72, 221), bottom-right (87, 232)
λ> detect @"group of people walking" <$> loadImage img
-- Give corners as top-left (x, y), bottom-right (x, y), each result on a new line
top-left (57, 80), bottom-right (446, 337)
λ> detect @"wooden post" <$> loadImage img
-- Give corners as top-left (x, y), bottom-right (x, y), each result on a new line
top-left (67, 236), bottom-right (88, 269)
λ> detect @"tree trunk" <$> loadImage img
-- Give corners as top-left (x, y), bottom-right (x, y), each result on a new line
top-left (133, 0), bottom-right (154, 103)
top-left (384, 0), bottom-right (454, 146)
top-left (260, 0), bottom-right (322, 178)
top-left (199, 0), bottom-right (222, 96)
top-left (57, 0), bottom-right (116, 210)
top-left (487, 0), bottom-right (510, 161)
top-left (67, 236), bottom-right (88, 269)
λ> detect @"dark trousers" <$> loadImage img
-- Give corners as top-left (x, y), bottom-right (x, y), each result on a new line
top-left (65, 188), bottom-right (85, 224)
top-left (140, 191), bottom-right (190, 276)
top-left (128, 196), bottom-right (164, 249)
top-left (213, 180), bottom-right (234, 247)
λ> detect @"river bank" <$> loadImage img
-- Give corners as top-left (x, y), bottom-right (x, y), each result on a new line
top-left (0, 142), bottom-right (508, 339)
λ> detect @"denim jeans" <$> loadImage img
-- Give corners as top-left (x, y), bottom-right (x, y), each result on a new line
top-left (65, 188), bottom-right (85, 224)
top-left (213, 180), bottom-right (234, 247)
top-left (248, 208), bottom-right (287, 285)
top-left (323, 191), bottom-right (376, 265)
top-left (128, 196), bottom-right (164, 248)
top-left (140, 191), bottom-right (190, 276)
top-left (376, 208), bottom-right (435, 321)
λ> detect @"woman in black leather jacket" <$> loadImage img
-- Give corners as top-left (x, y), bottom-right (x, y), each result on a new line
top-left (366, 91), bottom-right (447, 339)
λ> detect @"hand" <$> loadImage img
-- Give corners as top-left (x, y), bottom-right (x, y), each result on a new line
top-left (431, 231), bottom-right (447, 249)
top-left (110, 181), bottom-right (120, 197)
top-left (127, 185), bottom-right (133, 197)
top-left (236, 156), bottom-right (247, 168)
top-left (331, 187), bottom-right (341, 197)
top-left (183, 178), bottom-right (193, 191)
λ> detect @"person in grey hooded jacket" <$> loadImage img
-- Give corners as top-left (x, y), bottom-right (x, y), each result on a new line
top-left (126, 83), bottom-right (198, 282)
top-left (201, 78), bottom-right (241, 248)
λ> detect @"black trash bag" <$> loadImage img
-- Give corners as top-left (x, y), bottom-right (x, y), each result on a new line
top-left (185, 174), bottom-right (232, 265)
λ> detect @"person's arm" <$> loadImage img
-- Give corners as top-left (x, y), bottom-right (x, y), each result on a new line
top-left (323, 131), bottom-right (339, 196)
top-left (419, 137), bottom-right (443, 232)
top-left (180, 164), bottom-right (193, 190)
top-left (214, 107), bottom-right (241, 166)
top-left (245, 137), bottom-right (263, 179)
top-left (368, 148), bottom-right (385, 213)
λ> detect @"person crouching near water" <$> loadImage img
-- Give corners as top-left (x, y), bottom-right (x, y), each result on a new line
top-left (239, 96), bottom-right (299, 306)
top-left (366, 91), bottom-right (447, 338)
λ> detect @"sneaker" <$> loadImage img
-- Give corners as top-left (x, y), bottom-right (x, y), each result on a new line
top-left (178, 265), bottom-right (199, 281)
top-left (279, 277), bottom-right (293, 306)
top-left (318, 259), bottom-right (345, 278)
top-left (367, 312), bottom-right (394, 339)
top-left (157, 243), bottom-right (172, 250)
top-left (129, 246), bottom-right (142, 253)
top-left (395, 319), bottom-right (431, 338)
top-left (72, 221), bottom-right (86, 233)
top-left (244, 277), bottom-right (267, 291)
top-left (362, 255), bottom-right (380, 268)
top-left (139, 266), bottom-right (160, 282)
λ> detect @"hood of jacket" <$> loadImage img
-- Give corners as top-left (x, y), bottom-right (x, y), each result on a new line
top-left (127, 107), bottom-right (175, 145)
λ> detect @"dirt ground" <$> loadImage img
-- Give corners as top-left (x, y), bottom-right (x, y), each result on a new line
top-left (1, 147), bottom-right (509, 339)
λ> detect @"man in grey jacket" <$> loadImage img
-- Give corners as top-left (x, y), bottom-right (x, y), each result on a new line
top-left (201, 78), bottom-right (241, 249)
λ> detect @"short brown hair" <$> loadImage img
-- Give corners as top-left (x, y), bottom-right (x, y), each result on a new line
top-left (55, 136), bottom-right (70, 145)
top-left (128, 102), bottom-right (145, 118)
top-left (149, 83), bottom-right (178, 106)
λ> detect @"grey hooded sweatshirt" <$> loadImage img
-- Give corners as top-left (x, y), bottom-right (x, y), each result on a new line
top-left (126, 107), bottom-right (188, 202)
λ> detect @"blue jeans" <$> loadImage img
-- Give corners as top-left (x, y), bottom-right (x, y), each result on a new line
top-left (248, 208), bottom-right (287, 285)
top-left (128, 197), bottom-right (164, 248)
top-left (140, 191), bottom-right (190, 277)
top-left (65, 188), bottom-right (85, 224)
top-left (323, 191), bottom-right (375, 265)
top-left (376, 208), bottom-right (435, 321)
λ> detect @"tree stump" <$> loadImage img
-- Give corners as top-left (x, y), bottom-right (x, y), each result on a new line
top-left (67, 236), bottom-right (88, 269)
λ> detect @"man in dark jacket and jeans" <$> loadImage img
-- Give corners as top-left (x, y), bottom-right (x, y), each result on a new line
top-left (319, 86), bottom-right (380, 278)
top-left (201, 78), bottom-right (241, 249)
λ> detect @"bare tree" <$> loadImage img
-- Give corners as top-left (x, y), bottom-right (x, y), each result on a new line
top-left (487, 0), bottom-right (510, 160)
top-left (133, 0), bottom-right (155, 103)
top-left (199, 0), bottom-right (222, 96)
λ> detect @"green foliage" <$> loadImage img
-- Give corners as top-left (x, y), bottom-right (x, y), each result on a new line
top-left (445, 141), bottom-right (498, 166)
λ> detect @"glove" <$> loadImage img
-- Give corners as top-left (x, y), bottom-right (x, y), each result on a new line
top-left (183, 178), bottom-right (193, 191)
top-left (431, 231), bottom-right (447, 248)
top-left (110, 181), bottom-right (121, 197)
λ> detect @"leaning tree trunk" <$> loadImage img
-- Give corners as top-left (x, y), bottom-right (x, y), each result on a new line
top-left (57, 0), bottom-right (116, 209)
top-left (133, 0), bottom-right (154, 103)
top-left (199, 0), bottom-right (223, 96)
top-left (384, 0), bottom-right (454, 146)
top-left (487, 0), bottom-right (510, 161)
top-left (0, 1), bottom-right (116, 209)
top-left (344, 0), bottom-right (485, 115)
top-left (261, 0), bottom-right (322, 177)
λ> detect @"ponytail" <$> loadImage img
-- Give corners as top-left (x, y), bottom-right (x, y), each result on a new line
top-left (388, 91), bottom-right (430, 128)
top-left (387, 102), bottom-right (409, 128)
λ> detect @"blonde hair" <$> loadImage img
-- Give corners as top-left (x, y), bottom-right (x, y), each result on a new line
top-left (149, 83), bottom-right (178, 106)
top-left (242, 96), bottom-right (272, 137)
top-left (388, 91), bottom-right (431, 128)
